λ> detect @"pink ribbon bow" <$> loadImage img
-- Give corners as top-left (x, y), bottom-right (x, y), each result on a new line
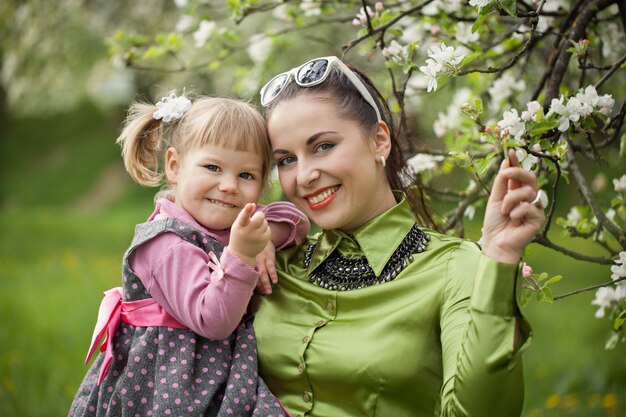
top-left (207, 251), bottom-right (224, 281)
top-left (85, 287), bottom-right (187, 385)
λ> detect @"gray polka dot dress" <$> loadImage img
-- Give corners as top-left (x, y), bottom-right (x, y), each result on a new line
top-left (69, 217), bottom-right (287, 417)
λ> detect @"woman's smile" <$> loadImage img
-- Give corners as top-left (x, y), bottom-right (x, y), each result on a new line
top-left (303, 185), bottom-right (340, 210)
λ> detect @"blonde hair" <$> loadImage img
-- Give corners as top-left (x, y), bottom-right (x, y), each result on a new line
top-left (116, 95), bottom-right (271, 193)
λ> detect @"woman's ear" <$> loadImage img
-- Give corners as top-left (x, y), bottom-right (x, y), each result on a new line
top-left (371, 120), bottom-right (392, 160)
top-left (165, 147), bottom-right (180, 185)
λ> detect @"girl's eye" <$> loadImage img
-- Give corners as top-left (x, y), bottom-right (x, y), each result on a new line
top-left (239, 172), bottom-right (255, 180)
top-left (206, 164), bottom-right (220, 172)
top-left (315, 143), bottom-right (335, 153)
top-left (276, 156), bottom-right (297, 167)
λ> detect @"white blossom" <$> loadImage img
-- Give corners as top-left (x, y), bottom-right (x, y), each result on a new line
top-left (455, 22), bottom-right (479, 44)
top-left (521, 100), bottom-right (542, 122)
top-left (488, 74), bottom-right (526, 109)
top-left (566, 206), bottom-right (583, 224)
top-left (613, 175), bottom-right (626, 192)
top-left (353, 5), bottom-right (376, 26)
top-left (272, 5), bottom-right (293, 22)
top-left (611, 251), bottom-right (626, 280)
top-left (173, 0), bottom-right (188, 8)
top-left (592, 287), bottom-right (617, 318)
top-left (419, 59), bottom-right (441, 92)
top-left (419, 43), bottom-right (466, 92)
top-left (247, 34), bottom-right (273, 65)
top-left (577, 85), bottom-right (615, 115)
top-left (465, 205), bottom-right (476, 220)
top-left (382, 40), bottom-right (409, 63)
top-left (433, 88), bottom-right (473, 137)
top-left (405, 153), bottom-right (444, 174)
top-left (469, 0), bottom-right (492, 8)
top-left (515, 148), bottom-right (539, 171)
top-left (427, 42), bottom-right (465, 67)
top-left (300, 0), bottom-right (322, 17)
top-left (497, 108), bottom-right (526, 140)
top-left (546, 95), bottom-right (571, 132)
top-left (193, 20), bottom-right (216, 48)
top-left (176, 15), bottom-right (194, 33)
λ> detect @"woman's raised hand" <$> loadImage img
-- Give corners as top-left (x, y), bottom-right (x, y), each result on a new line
top-left (480, 149), bottom-right (546, 264)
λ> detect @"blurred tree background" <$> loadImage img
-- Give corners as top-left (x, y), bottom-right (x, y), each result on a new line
top-left (0, 1), bottom-right (624, 416)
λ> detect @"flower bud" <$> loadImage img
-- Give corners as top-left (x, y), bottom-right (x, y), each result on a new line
top-left (375, 2), bottom-right (384, 11)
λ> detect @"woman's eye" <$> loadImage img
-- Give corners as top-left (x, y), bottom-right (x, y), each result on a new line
top-left (206, 164), bottom-right (220, 172)
top-left (315, 143), bottom-right (335, 152)
top-left (276, 156), bottom-right (296, 167)
top-left (239, 172), bottom-right (255, 180)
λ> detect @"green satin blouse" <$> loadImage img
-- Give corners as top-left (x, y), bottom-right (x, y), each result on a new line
top-left (251, 196), bottom-right (532, 417)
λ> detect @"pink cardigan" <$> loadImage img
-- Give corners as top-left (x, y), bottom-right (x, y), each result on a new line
top-left (127, 198), bottom-right (309, 340)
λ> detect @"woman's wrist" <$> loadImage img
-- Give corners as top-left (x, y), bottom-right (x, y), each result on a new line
top-left (481, 244), bottom-right (521, 265)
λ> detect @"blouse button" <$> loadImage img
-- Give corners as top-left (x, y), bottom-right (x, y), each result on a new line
top-left (302, 335), bottom-right (310, 343)
top-left (297, 362), bottom-right (306, 373)
top-left (314, 319), bottom-right (326, 327)
top-left (326, 302), bottom-right (334, 311)
top-left (303, 392), bottom-right (311, 402)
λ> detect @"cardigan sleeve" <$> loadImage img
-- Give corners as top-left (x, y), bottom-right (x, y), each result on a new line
top-left (438, 241), bottom-right (532, 417)
top-left (129, 233), bottom-right (260, 340)
top-left (258, 202), bottom-right (310, 250)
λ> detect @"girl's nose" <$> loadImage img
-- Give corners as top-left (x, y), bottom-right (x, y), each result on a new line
top-left (218, 175), bottom-right (238, 193)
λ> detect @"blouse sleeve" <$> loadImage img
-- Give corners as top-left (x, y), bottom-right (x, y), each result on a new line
top-left (258, 202), bottom-right (310, 250)
top-left (439, 240), bottom-right (532, 416)
top-left (129, 233), bottom-right (260, 340)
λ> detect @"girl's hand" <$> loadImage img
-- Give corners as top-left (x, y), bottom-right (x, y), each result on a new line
top-left (228, 203), bottom-right (271, 268)
top-left (480, 149), bottom-right (546, 264)
top-left (255, 241), bottom-right (278, 295)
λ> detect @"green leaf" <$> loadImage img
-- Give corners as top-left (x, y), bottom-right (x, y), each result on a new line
top-left (497, 0), bottom-right (517, 17)
top-left (614, 310), bottom-right (626, 330)
top-left (538, 272), bottom-right (549, 281)
top-left (530, 120), bottom-right (559, 136)
top-left (605, 331), bottom-right (619, 350)
top-left (536, 287), bottom-right (554, 304)
top-left (473, 157), bottom-right (494, 175)
top-left (521, 289), bottom-right (532, 307)
top-left (472, 14), bottom-right (489, 33)
top-left (461, 51), bottom-right (481, 67)
top-left (620, 133), bottom-right (626, 157)
top-left (546, 275), bottom-right (562, 285)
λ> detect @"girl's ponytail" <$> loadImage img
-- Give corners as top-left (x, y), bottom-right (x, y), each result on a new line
top-left (116, 102), bottom-right (165, 187)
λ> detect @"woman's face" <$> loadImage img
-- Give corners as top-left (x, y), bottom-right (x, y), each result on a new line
top-left (268, 95), bottom-right (395, 231)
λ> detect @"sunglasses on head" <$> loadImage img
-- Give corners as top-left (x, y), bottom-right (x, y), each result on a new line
top-left (259, 56), bottom-right (382, 122)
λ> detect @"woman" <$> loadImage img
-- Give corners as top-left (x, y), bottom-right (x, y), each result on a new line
top-left (251, 56), bottom-right (545, 417)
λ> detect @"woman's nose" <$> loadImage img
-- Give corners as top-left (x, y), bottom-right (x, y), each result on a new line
top-left (297, 164), bottom-right (320, 188)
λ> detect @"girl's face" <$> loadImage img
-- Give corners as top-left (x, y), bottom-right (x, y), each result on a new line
top-left (268, 95), bottom-right (395, 232)
top-left (166, 144), bottom-right (264, 230)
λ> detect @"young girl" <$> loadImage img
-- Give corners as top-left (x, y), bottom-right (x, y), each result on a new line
top-left (69, 93), bottom-right (308, 417)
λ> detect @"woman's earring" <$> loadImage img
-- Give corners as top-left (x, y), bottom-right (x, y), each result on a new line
top-left (380, 155), bottom-right (386, 168)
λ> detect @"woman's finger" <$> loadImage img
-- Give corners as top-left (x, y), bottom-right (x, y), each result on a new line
top-left (500, 186), bottom-right (536, 214)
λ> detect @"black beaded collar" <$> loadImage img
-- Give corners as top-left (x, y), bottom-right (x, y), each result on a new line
top-left (303, 224), bottom-right (430, 291)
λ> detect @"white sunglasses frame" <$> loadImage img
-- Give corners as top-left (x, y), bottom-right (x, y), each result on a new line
top-left (260, 56), bottom-right (382, 122)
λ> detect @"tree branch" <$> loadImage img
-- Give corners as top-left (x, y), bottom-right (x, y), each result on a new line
top-left (533, 234), bottom-right (615, 264)
top-left (566, 136), bottom-right (626, 249)
top-left (543, 0), bottom-right (617, 105)
top-left (554, 276), bottom-right (626, 301)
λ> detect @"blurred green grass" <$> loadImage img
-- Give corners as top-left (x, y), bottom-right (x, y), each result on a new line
top-left (0, 105), bottom-right (624, 416)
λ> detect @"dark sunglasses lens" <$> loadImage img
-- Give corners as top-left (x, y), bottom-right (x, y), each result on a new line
top-left (262, 73), bottom-right (289, 105)
top-left (296, 59), bottom-right (329, 85)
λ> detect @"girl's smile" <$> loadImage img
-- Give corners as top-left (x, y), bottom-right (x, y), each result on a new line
top-left (166, 144), bottom-right (265, 230)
